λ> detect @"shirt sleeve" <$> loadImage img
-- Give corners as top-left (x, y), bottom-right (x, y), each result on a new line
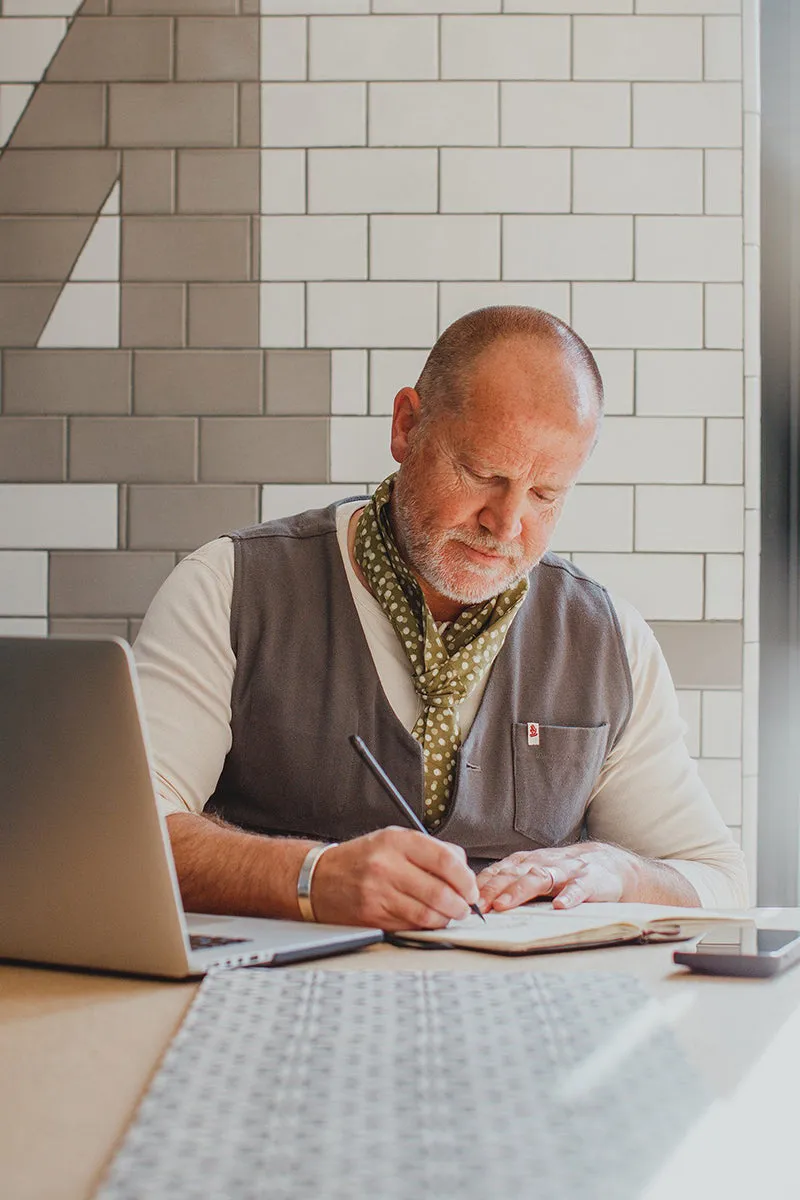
top-left (586, 594), bottom-right (750, 909)
top-left (132, 539), bottom-right (236, 819)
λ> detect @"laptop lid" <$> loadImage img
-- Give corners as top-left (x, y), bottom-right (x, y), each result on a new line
top-left (0, 637), bottom-right (381, 978)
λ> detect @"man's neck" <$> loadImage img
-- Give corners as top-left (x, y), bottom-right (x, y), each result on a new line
top-left (347, 508), bottom-right (467, 624)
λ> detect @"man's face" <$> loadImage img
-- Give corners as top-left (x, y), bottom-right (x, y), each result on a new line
top-left (390, 339), bottom-right (599, 606)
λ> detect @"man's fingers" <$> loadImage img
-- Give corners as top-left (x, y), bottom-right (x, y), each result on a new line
top-left (490, 865), bottom-right (567, 910)
top-left (400, 831), bottom-right (479, 905)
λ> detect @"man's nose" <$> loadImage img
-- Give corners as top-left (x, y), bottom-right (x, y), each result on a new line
top-left (479, 490), bottom-right (524, 542)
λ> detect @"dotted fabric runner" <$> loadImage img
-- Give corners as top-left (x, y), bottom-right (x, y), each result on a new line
top-left (98, 968), bottom-right (706, 1200)
top-left (354, 475), bottom-right (528, 829)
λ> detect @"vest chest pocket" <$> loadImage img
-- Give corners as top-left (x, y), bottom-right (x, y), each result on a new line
top-left (512, 722), bottom-right (609, 847)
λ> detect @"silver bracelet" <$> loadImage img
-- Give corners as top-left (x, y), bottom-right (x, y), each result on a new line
top-left (296, 842), bottom-right (338, 922)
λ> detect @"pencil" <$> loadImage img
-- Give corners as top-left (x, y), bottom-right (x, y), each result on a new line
top-left (349, 733), bottom-right (486, 923)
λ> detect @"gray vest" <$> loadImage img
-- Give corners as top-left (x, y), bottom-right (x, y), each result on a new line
top-left (206, 503), bottom-right (633, 866)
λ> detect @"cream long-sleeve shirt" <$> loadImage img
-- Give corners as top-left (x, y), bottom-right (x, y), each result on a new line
top-left (133, 501), bottom-right (749, 909)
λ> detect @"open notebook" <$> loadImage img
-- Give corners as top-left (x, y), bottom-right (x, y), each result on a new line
top-left (398, 902), bottom-right (753, 955)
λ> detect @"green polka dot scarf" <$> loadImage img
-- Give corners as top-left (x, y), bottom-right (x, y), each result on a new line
top-left (354, 475), bottom-right (529, 830)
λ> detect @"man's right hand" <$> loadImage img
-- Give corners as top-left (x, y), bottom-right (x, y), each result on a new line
top-left (310, 826), bottom-right (479, 931)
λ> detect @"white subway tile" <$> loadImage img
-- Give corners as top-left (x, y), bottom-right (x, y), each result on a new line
top-left (705, 282), bottom-right (742, 348)
top-left (0, 84), bottom-right (33, 147)
top-left (261, 17), bottom-right (307, 80)
top-left (373, 0), bottom-right (498, 11)
top-left (261, 484), bottom-right (367, 521)
top-left (441, 148), bottom-right (570, 213)
top-left (635, 484), bottom-right (743, 551)
top-left (706, 417), bottom-right (743, 484)
top-left (743, 506), bottom-right (759, 644)
top-left (743, 375), bottom-right (759, 510)
top-left (441, 16), bottom-right (569, 80)
top-left (573, 283), bottom-right (703, 348)
top-left (259, 282), bottom-right (305, 347)
top-left (261, 0), bottom-right (368, 12)
top-left (635, 0), bottom-right (740, 12)
top-left (371, 215), bottom-right (499, 281)
top-left (697, 758), bottom-right (741, 825)
top-left (502, 82), bottom-right (630, 146)
top-left (0, 17), bottom-right (66, 83)
top-left (369, 82), bottom-right (497, 147)
top-left (330, 416), bottom-right (395, 481)
top-left (742, 0), bottom-right (759, 114)
top-left (743, 243), bottom-right (759, 375)
top-left (593, 349), bottom-right (634, 414)
top-left (676, 689), bottom-right (701, 757)
top-left (704, 15), bottom-right (741, 79)
top-left (0, 618), bottom-right (47, 636)
top-left (549, 485), bottom-right (633, 553)
top-left (572, 552), bottom-right (704, 619)
top-left (307, 282), bottom-right (437, 347)
top-left (309, 16), bottom-right (437, 81)
top-left (262, 83), bottom-right (365, 147)
top-left (370, 349), bottom-right (430, 413)
top-left (704, 552), bottom-right (743, 619)
top-left (574, 16), bottom-right (702, 81)
top-left (38, 283), bottom-right (119, 349)
top-left (308, 149), bottom-right (437, 213)
top-left (743, 113), bottom-right (759, 244)
top-left (0, 485), bottom-right (116, 550)
top-left (636, 350), bottom-right (743, 416)
top-left (261, 150), bottom-right (306, 214)
top-left (331, 350), bottom-right (368, 414)
top-left (636, 216), bottom-right (742, 282)
top-left (70, 217), bottom-right (119, 283)
top-left (701, 689), bottom-right (742, 757)
top-left (741, 638), bottom-right (758, 777)
top-left (633, 82), bottom-right (742, 147)
top-left (503, 215), bottom-right (631, 282)
top-left (4, 1), bottom-right (81, 12)
top-left (582, 416), bottom-right (703, 483)
top-left (573, 149), bottom-right (702, 214)
top-left (438, 282), bottom-right (570, 331)
top-left (506, 0), bottom-right (631, 9)
top-left (261, 216), bottom-right (367, 281)
top-left (0, 551), bottom-right (48, 616)
top-left (704, 149), bottom-right (742, 214)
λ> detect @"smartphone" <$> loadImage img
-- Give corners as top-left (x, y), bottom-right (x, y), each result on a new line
top-left (673, 928), bottom-right (800, 977)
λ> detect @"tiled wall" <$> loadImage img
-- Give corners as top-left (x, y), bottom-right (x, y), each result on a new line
top-left (0, 0), bottom-right (759, 886)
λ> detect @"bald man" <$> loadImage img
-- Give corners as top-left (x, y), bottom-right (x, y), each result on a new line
top-left (134, 306), bottom-right (748, 930)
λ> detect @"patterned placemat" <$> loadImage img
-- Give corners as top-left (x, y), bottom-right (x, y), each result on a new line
top-left (98, 968), bottom-right (706, 1200)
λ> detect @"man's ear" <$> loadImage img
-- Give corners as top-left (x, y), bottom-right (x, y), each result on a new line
top-left (390, 387), bottom-right (423, 464)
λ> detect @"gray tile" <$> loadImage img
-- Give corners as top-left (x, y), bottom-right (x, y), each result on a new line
top-left (112, 0), bottom-right (235, 11)
top-left (11, 85), bottom-right (106, 149)
top-left (122, 216), bottom-right (251, 281)
top-left (177, 149), bottom-right (259, 214)
top-left (200, 417), bottom-right (328, 483)
top-left (3, 351), bottom-right (131, 415)
top-left (122, 150), bottom-right (174, 214)
top-left (50, 618), bottom-right (130, 637)
top-left (0, 286), bottom-right (60, 348)
top-left (649, 621), bottom-right (743, 689)
top-left (68, 417), bottom-right (197, 482)
top-left (109, 83), bottom-right (236, 148)
top-left (47, 17), bottom-right (172, 82)
top-left (188, 283), bottom-right (258, 347)
top-left (0, 218), bottom-right (93, 283)
top-left (176, 17), bottom-right (259, 81)
top-left (49, 550), bottom-right (176, 616)
top-left (128, 484), bottom-right (259, 549)
top-left (0, 150), bottom-right (120, 214)
top-left (133, 350), bottom-right (262, 414)
top-left (121, 284), bottom-right (185, 347)
top-left (266, 350), bottom-right (331, 415)
top-left (0, 417), bottom-right (65, 481)
top-left (238, 82), bottom-right (260, 148)
top-left (79, 0), bottom-right (109, 14)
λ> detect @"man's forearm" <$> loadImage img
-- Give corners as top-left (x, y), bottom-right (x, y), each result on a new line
top-left (166, 812), bottom-right (316, 919)
top-left (630, 855), bottom-right (701, 906)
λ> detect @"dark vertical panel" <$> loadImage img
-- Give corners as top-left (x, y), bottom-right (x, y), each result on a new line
top-left (759, 0), bottom-right (800, 903)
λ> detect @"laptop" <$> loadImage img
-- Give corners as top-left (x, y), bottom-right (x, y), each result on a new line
top-left (0, 636), bottom-right (383, 978)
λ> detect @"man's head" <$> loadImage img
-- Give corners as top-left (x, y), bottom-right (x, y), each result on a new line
top-left (390, 306), bottom-right (603, 609)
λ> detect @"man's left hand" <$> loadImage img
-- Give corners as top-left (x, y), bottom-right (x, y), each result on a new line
top-left (476, 842), bottom-right (643, 911)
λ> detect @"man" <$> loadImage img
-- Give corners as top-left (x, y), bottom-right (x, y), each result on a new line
top-left (134, 306), bottom-right (748, 930)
